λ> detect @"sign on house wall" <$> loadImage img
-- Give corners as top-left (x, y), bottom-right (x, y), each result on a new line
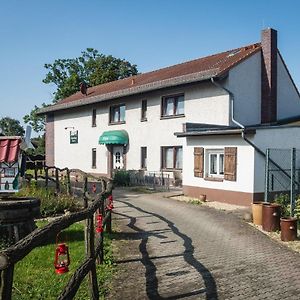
top-left (70, 130), bottom-right (78, 144)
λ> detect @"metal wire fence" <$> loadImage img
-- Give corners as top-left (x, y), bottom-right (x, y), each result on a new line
top-left (265, 148), bottom-right (300, 215)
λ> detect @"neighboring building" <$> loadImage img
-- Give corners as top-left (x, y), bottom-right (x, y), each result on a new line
top-left (38, 28), bottom-right (300, 205)
top-left (0, 137), bottom-right (22, 193)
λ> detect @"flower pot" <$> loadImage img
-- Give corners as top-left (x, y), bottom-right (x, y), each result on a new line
top-left (280, 217), bottom-right (297, 241)
top-left (199, 194), bottom-right (207, 202)
top-left (252, 202), bottom-right (263, 225)
top-left (262, 203), bottom-right (281, 232)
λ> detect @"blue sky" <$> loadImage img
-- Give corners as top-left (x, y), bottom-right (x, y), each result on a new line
top-left (1, 0), bottom-right (300, 125)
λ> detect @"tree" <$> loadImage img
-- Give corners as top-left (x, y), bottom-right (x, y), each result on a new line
top-left (0, 117), bottom-right (25, 136)
top-left (23, 104), bottom-right (48, 133)
top-left (43, 48), bottom-right (138, 102)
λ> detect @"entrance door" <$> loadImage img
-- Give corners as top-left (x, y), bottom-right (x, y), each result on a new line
top-left (113, 146), bottom-right (124, 170)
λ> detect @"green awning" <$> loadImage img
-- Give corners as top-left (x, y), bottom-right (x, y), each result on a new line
top-left (99, 130), bottom-right (129, 145)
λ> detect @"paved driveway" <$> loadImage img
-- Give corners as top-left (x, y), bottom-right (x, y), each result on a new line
top-left (108, 189), bottom-right (300, 299)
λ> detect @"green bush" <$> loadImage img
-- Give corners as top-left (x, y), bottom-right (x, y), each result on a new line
top-left (17, 182), bottom-right (80, 217)
top-left (113, 170), bottom-right (130, 187)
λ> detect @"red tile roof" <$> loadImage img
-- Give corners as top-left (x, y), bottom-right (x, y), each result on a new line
top-left (38, 43), bottom-right (261, 114)
top-left (0, 138), bottom-right (21, 163)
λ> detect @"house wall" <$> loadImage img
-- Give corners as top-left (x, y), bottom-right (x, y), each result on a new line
top-left (251, 126), bottom-right (300, 193)
top-left (52, 82), bottom-right (230, 174)
top-left (224, 51), bottom-right (261, 126)
top-left (277, 54), bottom-right (300, 120)
top-left (182, 135), bottom-right (256, 206)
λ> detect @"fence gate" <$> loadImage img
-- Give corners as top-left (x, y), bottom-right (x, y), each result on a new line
top-left (264, 148), bottom-right (300, 215)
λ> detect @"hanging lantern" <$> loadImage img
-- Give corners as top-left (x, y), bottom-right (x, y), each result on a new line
top-left (96, 214), bottom-right (103, 233)
top-left (106, 194), bottom-right (114, 211)
top-left (92, 183), bottom-right (97, 193)
top-left (54, 243), bottom-right (70, 274)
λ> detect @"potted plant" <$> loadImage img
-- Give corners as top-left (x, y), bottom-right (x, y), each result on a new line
top-left (275, 194), bottom-right (298, 242)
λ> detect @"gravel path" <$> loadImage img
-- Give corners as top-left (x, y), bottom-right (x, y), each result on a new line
top-left (108, 189), bottom-right (300, 299)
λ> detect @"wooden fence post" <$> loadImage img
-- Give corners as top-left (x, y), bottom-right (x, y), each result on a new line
top-left (55, 168), bottom-right (60, 193)
top-left (45, 167), bottom-right (49, 189)
top-left (0, 265), bottom-right (14, 300)
top-left (83, 180), bottom-right (99, 300)
top-left (66, 169), bottom-right (71, 195)
top-left (34, 162), bottom-right (38, 181)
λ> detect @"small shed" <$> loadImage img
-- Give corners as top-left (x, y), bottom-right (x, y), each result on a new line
top-left (0, 136), bottom-right (22, 193)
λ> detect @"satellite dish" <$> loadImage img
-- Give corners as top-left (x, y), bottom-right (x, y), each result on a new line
top-left (80, 82), bottom-right (87, 96)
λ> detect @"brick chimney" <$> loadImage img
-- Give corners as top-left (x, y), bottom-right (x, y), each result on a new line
top-left (261, 28), bottom-right (278, 124)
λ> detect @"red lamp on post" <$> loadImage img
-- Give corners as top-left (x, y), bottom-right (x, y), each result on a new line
top-left (96, 213), bottom-right (103, 233)
top-left (54, 243), bottom-right (70, 274)
top-left (106, 195), bottom-right (114, 211)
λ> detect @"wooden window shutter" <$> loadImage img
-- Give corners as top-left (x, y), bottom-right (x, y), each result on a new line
top-left (224, 147), bottom-right (237, 181)
top-left (194, 147), bottom-right (204, 178)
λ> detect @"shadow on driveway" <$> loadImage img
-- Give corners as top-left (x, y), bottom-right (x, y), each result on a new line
top-left (114, 198), bottom-right (218, 300)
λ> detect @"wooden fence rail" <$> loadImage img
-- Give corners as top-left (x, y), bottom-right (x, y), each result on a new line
top-left (0, 167), bottom-right (113, 300)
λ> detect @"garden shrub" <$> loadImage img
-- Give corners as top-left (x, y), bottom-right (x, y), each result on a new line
top-left (17, 182), bottom-right (80, 217)
top-left (113, 170), bottom-right (130, 186)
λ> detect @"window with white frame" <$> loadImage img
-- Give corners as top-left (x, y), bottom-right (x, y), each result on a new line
top-left (206, 149), bottom-right (224, 177)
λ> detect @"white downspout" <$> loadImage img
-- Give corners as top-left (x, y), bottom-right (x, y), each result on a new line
top-left (210, 77), bottom-right (244, 129)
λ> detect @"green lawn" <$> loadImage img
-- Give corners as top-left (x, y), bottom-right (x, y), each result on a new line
top-left (12, 221), bottom-right (115, 299)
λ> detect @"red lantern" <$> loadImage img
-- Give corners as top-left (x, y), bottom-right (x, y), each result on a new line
top-left (92, 183), bottom-right (97, 193)
top-left (106, 194), bottom-right (114, 211)
top-left (54, 243), bottom-right (70, 274)
top-left (96, 214), bottom-right (103, 233)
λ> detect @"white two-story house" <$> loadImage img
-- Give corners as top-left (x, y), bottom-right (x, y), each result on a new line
top-left (38, 28), bottom-right (300, 206)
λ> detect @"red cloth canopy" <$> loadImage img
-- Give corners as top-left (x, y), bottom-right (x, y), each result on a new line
top-left (0, 138), bottom-right (21, 163)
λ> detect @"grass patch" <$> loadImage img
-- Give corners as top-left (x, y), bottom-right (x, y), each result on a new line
top-left (129, 186), bottom-right (157, 194)
top-left (16, 183), bottom-right (80, 217)
top-left (12, 222), bottom-right (115, 299)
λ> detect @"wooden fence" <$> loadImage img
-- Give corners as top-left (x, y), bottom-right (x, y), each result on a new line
top-left (0, 169), bottom-right (114, 300)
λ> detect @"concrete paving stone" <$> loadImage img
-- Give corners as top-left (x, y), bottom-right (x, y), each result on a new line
top-left (108, 189), bottom-right (300, 299)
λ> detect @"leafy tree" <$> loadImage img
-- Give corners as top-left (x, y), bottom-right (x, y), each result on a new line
top-left (43, 48), bottom-right (138, 102)
top-left (0, 117), bottom-right (25, 136)
top-left (23, 104), bottom-right (47, 133)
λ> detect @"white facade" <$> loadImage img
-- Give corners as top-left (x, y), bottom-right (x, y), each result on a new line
top-left (45, 32), bottom-right (300, 205)
top-left (53, 83), bottom-right (230, 174)
top-left (182, 135), bottom-right (255, 194)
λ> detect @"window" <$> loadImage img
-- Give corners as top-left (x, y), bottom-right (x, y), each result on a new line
top-left (206, 149), bottom-right (224, 177)
top-left (4, 168), bottom-right (15, 177)
top-left (162, 146), bottom-right (182, 169)
top-left (141, 147), bottom-right (147, 169)
top-left (92, 148), bottom-right (97, 168)
top-left (92, 108), bottom-right (97, 127)
top-left (161, 94), bottom-right (184, 117)
top-left (141, 100), bottom-right (147, 121)
top-left (110, 104), bottom-right (125, 124)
